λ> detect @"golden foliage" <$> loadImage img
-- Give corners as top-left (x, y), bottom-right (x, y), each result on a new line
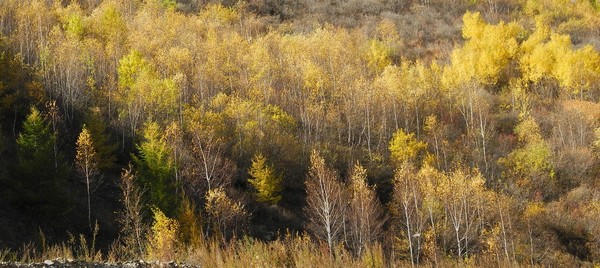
top-left (75, 126), bottom-right (98, 178)
top-left (248, 153), bottom-right (282, 204)
top-left (389, 129), bottom-right (427, 164)
top-left (205, 188), bottom-right (248, 239)
top-left (147, 207), bottom-right (180, 262)
top-left (443, 11), bottom-right (522, 87)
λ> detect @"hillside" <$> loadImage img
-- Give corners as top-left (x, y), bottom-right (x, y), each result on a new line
top-left (0, 0), bottom-right (600, 266)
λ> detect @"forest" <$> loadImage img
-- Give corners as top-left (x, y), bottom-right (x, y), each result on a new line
top-left (0, 0), bottom-right (600, 266)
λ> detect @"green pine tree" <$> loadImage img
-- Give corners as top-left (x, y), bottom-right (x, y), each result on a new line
top-left (133, 121), bottom-right (179, 217)
top-left (10, 107), bottom-right (70, 218)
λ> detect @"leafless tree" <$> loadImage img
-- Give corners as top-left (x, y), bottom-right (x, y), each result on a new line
top-left (184, 125), bottom-right (236, 200)
top-left (117, 164), bottom-right (147, 259)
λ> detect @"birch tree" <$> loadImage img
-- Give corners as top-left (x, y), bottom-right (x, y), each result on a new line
top-left (75, 125), bottom-right (100, 231)
top-left (346, 162), bottom-right (384, 257)
top-left (391, 162), bottom-right (426, 266)
top-left (304, 150), bottom-right (346, 256)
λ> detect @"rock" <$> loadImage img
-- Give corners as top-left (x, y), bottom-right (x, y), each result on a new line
top-left (0, 259), bottom-right (199, 268)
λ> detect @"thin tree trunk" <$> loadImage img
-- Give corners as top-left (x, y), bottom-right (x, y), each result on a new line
top-left (86, 170), bottom-right (92, 231)
top-left (404, 201), bottom-right (415, 268)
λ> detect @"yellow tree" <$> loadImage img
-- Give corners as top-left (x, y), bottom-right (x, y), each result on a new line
top-left (84, 109), bottom-right (117, 170)
top-left (442, 11), bottom-right (521, 88)
top-left (346, 162), bottom-right (384, 257)
top-left (416, 164), bottom-right (446, 264)
top-left (248, 153), bottom-right (282, 205)
top-left (185, 117), bottom-right (236, 196)
top-left (147, 207), bottom-right (179, 262)
top-left (414, 163), bottom-right (506, 261)
top-left (245, 34), bottom-right (277, 103)
top-left (76, 125), bottom-right (100, 231)
top-left (389, 128), bottom-right (427, 165)
top-left (117, 50), bottom-right (179, 138)
top-left (520, 18), bottom-right (600, 100)
top-left (441, 168), bottom-right (487, 259)
top-left (177, 197), bottom-right (203, 247)
top-left (364, 39), bottom-right (392, 75)
top-left (594, 127), bottom-right (600, 156)
top-left (390, 161), bottom-right (426, 266)
top-left (522, 202), bottom-right (546, 266)
top-left (498, 117), bottom-right (555, 200)
top-left (519, 16), bottom-right (554, 84)
top-left (553, 44), bottom-right (600, 99)
top-left (304, 150), bottom-right (346, 256)
top-left (440, 12), bottom-right (521, 173)
top-left (205, 188), bottom-right (248, 240)
top-left (133, 122), bottom-right (179, 216)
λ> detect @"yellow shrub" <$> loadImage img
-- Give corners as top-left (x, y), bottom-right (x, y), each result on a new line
top-left (147, 207), bottom-right (180, 262)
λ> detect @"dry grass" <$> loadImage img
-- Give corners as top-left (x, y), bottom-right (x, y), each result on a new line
top-left (0, 230), bottom-right (551, 267)
top-left (0, 224), bottom-right (101, 264)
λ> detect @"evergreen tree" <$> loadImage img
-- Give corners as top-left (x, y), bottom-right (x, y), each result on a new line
top-left (133, 121), bottom-right (179, 217)
top-left (84, 109), bottom-right (117, 170)
top-left (9, 107), bottom-right (70, 218)
top-left (247, 153), bottom-right (282, 205)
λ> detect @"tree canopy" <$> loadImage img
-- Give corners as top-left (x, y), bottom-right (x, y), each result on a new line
top-left (0, 0), bottom-right (599, 266)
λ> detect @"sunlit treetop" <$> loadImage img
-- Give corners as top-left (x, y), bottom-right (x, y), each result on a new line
top-left (443, 12), bottom-right (522, 87)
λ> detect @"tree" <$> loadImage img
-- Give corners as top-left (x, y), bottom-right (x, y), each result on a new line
top-left (133, 121), bottom-right (179, 216)
top-left (184, 121), bottom-right (236, 198)
top-left (553, 43), bottom-right (600, 99)
top-left (45, 101), bottom-right (62, 170)
top-left (247, 153), bottom-right (282, 205)
top-left (304, 150), bottom-right (346, 256)
top-left (17, 106), bottom-right (54, 177)
top-left (177, 197), bottom-right (203, 247)
top-left (9, 107), bottom-right (70, 219)
top-left (84, 109), bottom-right (117, 170)
top-left (116, 164), bottom-right (147, 260)
top-left (498, 117), bottom-right (556, 200)
top-left (593, 127), bottom-right (600, 157)
top-left (442, 11), bottom-right (521, 87)
top-left (346, 162), bottom-right (384, 257)
top-left (205, 188), bottom-right (248, 240)
top-left (42, 3), bottom-right (93, 124)
top-left (0, 41), bottom-right (44, 135)
top-left (389, 129), bottom-right (427, 165)
top-left (117, 50), bottom-right (178, 140)
top-left (391, 162), bottom-right (426, 266)
top-left (76, 125), bottom-right (101, 231)
top-left (147, 207), bottom-right (180, 262)
top-left (364, 39), bottom-right (392, 74)
top-left (520, 18), bottom-right (600, 100)
top-left (441, 168), bottom-right (488, 259)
